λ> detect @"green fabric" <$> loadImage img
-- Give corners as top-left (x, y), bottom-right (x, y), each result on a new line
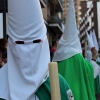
top-left (57, 53), bottom-right (96, 100)
top-left (94, 61), bottom-right (100, 95)
top-left (36, 74), bottom-right (72, 100)
top-left (0, 99), bottom-right (5, 100)
top-left (97, 62), bottom-right (100, 66)
top-left (94, 76), bottom-right (100, 95)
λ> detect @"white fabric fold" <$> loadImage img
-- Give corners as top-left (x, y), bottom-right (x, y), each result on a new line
top-left (0, 64), bottom-right (40, 100)
top-left (90, 60), bottom-right (100, 78)
top-left (0, 64), bottom-right (10, 100)
top-left (86, 50), bottom-right (92, 62)
top-left (92, 30), bottom-right (99, 51)
top-left (86, 32), bottom-right (94, 50)
top-left (7, 36), bottom-right (50, 100)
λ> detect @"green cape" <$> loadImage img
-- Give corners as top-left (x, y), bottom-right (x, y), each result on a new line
top-left (57, 53), bottom-right (96, 100)
top-left (36, 74), bottom-right (73, 100)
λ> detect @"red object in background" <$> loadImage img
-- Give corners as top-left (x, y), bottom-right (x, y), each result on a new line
top-left (50, 46), bottom-right (56, 52)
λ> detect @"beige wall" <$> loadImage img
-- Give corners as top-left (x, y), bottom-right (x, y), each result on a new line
top-left (42, 7), bottom-right (47, 20)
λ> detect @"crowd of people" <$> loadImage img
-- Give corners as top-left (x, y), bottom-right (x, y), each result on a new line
top-left (0, 0), bottom-right (100, 100)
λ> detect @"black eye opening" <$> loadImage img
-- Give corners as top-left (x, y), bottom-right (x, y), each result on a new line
top-left (15, 41), bottom-right (24, 44)
top-left (15, 39), bottom-right (41, 44)
top-left (33, 39), bottom-right (41, 43)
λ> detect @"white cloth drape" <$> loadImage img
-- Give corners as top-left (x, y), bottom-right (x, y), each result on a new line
top-left (90, 60), bottom-right (100, 78)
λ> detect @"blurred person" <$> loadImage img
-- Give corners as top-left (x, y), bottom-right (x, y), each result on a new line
top-left (90, 48), bottom-right (100, 78)
top-left (90, 48), bottom-right (100, 100)
top-left (2, 52), bottom-right (7, 64)
top-left (53, 0), bottom-right (96, 99)
top-left (86, 30), bottom-right (100, 99)
top-left (0, 0), bottom-right (74, 100)
top-left (0, 39), bottom-right (8, 54)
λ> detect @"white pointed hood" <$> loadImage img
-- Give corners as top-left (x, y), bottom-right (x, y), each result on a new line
top-left (92, 30), bottom-right (99, 51)
top-left (0, 0), bottom-right (50, 100)
top-left (86, 31), bottom-right (94, 50)
top-left (53, 0), bottom-right (82, 61)
top-left (86, 31), bottom-right (94, 62)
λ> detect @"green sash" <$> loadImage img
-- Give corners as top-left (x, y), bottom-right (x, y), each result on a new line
top-left (57, 53), bottom-right (96, 100)
top-left (36, 74), bottom-right (74, 100)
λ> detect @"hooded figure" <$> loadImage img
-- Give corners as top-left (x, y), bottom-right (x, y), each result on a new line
top-left (53, 0), bottom-right (96, 100)
top-left (92, 30), bottom-right (99, 51)
top-left (86, 30), bottom-right (99, 62)
top-left (86, 31), bottom-right (100, 78)
top-left (86, 31), bottom-right (94, 62)
top-left (87, 30), bottom-right (100, 78)
top-left (0, 0), bottom-right (74, 100)
top-left (87, 30), bottom-right (100, 96)
top-left (0, 0), bottom-right (50, 100)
